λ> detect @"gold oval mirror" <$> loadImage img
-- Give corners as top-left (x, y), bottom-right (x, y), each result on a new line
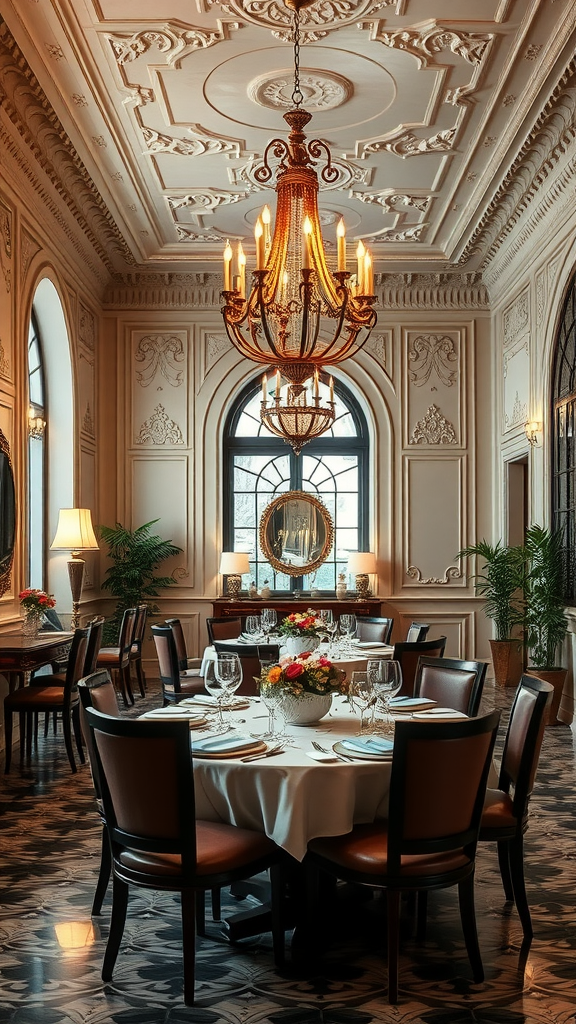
top-left (259, 491), bottom-right (334, 577)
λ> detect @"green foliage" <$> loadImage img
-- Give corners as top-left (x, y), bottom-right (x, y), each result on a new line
top-left (523, 524), bottom-right (568, 669)
top-left (98, 520), bottom-right (182, 644)
top-left (457, 539), bottom-right (525, 641)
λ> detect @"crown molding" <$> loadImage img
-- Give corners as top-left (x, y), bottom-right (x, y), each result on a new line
top-left (0, 19), bottom-right (134, 273)
top-left (458, 57), bottom-right (576, 271)
top-left (103, 270), bottom-right (488, 309)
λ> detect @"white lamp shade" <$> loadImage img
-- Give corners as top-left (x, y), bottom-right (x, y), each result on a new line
top-left (219, 551), bottom-right (251, 576)
top-left (347, 551), bottom-right (377, 575)
top-left (50, 508), bottom-right (99, 552)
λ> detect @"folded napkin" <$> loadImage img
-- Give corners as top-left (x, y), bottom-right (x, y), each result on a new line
top-left (389, 696), bottom-right (436, 709)
top-left (190, 733), bottom-right (266, 758)
top-left (351, 641), bottom-right (392, 650)
top-left (340, 736), bottom-right (394, 756)
top-left (188, 695), bottom-right (251, 710)
top-left (139, 707), bottom-right (207, 725)
top-left (412, 708), bottom-right (467, 719)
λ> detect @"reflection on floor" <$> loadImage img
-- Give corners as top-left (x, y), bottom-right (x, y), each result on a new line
top-left (0, 680), bottom-right (575, 1024)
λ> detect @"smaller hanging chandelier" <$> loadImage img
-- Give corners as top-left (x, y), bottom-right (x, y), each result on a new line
top-left (261, 367), bottom-right (335, 454)
top-left (221, 0), bottom-right (377, 453)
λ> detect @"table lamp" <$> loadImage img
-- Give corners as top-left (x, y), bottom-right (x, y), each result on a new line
top-left (50, 508), bottom-right (99, 628)
top-left (219, 551), bottom-right (250, 599)
top-left (347, 551), bottom-right (377, 600)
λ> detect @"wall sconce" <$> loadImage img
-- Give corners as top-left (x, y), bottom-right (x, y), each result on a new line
top-left (28, 406), bottom-right (46, 439)
top-left (347, 551), bottom-right (377, 600)
top-left (50, 508), bottom-right (99, 628)
top-left (219, 551), bottom-right (251, 600)
top-left (525, 421), bottom-right (542, 447)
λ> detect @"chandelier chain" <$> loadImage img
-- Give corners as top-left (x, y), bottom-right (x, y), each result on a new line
top-left (291, 9), bottom-right (303, 108)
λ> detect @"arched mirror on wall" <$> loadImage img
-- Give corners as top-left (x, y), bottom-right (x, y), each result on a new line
top-left (0, 427), bottom-right (16, 598)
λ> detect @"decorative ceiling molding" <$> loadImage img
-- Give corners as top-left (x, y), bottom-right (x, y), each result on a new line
top-left (174, 227), bottom-right (226, 242)
top-left (166, 191), bottom-right (248, 213)
top-left (198, 0), bottom-right (400, 43)
top-left (142, 126), bottom-right (243, 158)
top-left (0, 21), bottom-right (133, 273)
top-left (359, 126), bottom-right (457, 159)
top-left (351, 191), bottom-right (431, 212)
top-left (459, 57), bottom-right (576, 270)
top-left (103, 270), bottom-right (488, 309)
top-left (368, 224), bottom-right (426, 242)
top-left (367, 23), bottom-right (493, 69)
top-left (248, 70), bottom-right (352, 111)
top-left (106, 23), bottom-right (238, 66)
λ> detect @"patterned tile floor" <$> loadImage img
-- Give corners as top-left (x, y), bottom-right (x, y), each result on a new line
top-left (0, 681), bottom-right (575, 1024)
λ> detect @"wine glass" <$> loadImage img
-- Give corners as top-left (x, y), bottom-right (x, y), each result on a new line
top-left (339, 614), bottom-right (357, 652)
top-left (369, 659), bottom-right (402, 735)
top-left (348, 671), bottom-right (375, 734)
top-left (318, 609), bottom-right (335, 648)
top-left (261, 608), bottom-right (277, 640)
top-left (214, 654), bottom-right (243, 730)
top-left (203, 660), bottom-right (231, 732)
top-left (245, 615), bottom-right (262, 641)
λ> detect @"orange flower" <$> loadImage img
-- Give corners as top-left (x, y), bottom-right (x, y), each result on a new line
top-left (267, 666), bottom-right (283, 683)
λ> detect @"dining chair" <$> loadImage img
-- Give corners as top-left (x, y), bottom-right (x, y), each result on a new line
top-left (4, 625), bottom-right (90, 774)
top-left (306, 710), bottom-right (501, 1003)
top-left (479, 674), bottom-right (553, 939)
top-left (206, 616), bottom-right (242, 644)
top-left (405, 622), bottom-right (430, 643)
top-left (83, 707), bottom-right (285, 1006)
top-left (165, 617), bottom-right (203, 673)
top-left (414, 656), bottom-right (488, 716)
top-left (213, 641), bottom-right (280, 696)
top-left (152, 624), bottom-right (206, 704)
top-left (35, 614), bottom-right (106, 739)
top-left (392, 635), bottom-right (447, 696)
top-left (128, 604), bottom-right (148, 698)
top-left (355, 616), bottom-right (394, 644)
top-left (96, 607), bottom-right (138, 706)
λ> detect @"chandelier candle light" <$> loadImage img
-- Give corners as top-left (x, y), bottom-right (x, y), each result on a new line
top-left (221, 0), bottom-right (377, 453)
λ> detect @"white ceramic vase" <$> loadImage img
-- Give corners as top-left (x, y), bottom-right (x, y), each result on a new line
top-left (278, 691), bottom-right (332, 725)
top-left (284, 636), bottom-right (321, 657)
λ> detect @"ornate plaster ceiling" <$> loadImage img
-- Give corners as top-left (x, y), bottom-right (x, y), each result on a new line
top-left (1, 0), bottom-right (575, 275)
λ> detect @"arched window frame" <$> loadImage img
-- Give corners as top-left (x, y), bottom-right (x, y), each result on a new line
top-left (223, 374), bottom-right (370, 593)
top-left (551, 270), bottom-right (576, 604)
top-left (27, 310), bottom-right (46, 588)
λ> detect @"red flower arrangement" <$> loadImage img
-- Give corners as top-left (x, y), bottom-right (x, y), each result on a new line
top-left (260, 652), bottom-right (347, 696)
top-left (19, 588), bottom-right (56, 613)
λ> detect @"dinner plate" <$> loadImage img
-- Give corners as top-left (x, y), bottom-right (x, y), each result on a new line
top-left (138, 708), bottom-right (207, 727)
top-left (389, 696), bottom-right (436, 710)
top-left (333, 738), bottom-right (394, 761)
top-left (190, 733), bottom-right (267, 758)
top-left (412, 708), bottom-right (467, 719)
top-left (186, 695), bottom-right (252, 711)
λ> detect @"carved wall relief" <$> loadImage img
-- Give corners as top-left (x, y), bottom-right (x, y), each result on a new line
top-left (136, 404), bottom-right (185, 446)
top-left (131, 329), bottom-right (189, 450)
top-left (503, 289), bottom-right (529, 346)
top-left (135, 334), bottom-right (185, 388)
top-left (79, 305), bottom-right (95, 351)
top-left (503, 337), bottom-right (530, 433)
top-left (406, 564), bottom-right (463, 585)
top-left (409, 404), bottom-right (457, 444)
top-left (408, 335), bottom-right (458, 387)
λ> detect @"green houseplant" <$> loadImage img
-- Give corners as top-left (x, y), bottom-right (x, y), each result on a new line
top-left (458, 539), bottom-right (525, 687)
top-left (523, 524), bottom-right (568, 724)
top-left (99, 520), bottom-right (182, 645)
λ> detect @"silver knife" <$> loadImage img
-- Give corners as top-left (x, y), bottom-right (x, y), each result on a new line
top-left (241, 746), bottom-right (285, 762)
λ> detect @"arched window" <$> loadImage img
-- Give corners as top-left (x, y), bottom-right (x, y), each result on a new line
top-left (27, 312), bottom-right (46, 588)
top-left (224, 375), bottom-right (369, 592)
top-left (552, 270), bottom-right (576, 603)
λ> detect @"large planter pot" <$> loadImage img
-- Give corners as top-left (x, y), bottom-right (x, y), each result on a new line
top-left (489, 639), bottom-right (523, 688)
top-left (277, 691), bottom-right (332, 725)
top-left (284, 636), bottom-right (321, 657)
top-left (525, 667), bottom-right (568, 726)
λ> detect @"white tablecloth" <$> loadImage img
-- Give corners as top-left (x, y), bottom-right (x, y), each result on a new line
top-left (192, 694), bottom-right (392, 861)
top-left (200, 640), bottom-right (393, 680)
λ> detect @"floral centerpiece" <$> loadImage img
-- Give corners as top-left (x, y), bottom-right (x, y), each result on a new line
top-left (278, 609), bottom-right (327, 655)
top-left (259, 652), bottom-right (347, 724)
top-left (19, 588), bottom-right (56, 637)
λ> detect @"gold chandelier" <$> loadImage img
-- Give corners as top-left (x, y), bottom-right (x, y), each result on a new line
top-left (221, 0), bottom-right (377, 452)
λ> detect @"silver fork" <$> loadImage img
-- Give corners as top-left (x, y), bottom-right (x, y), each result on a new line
top-left (312, 740), bottom-right (353, 762)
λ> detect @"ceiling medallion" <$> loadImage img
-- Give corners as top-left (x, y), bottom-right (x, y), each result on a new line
top-left (221, 0), bottom-right (377, 454)
top-left (248, 68), bottom-right (352, 111)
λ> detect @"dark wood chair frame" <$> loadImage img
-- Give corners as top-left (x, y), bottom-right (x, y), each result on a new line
top-left (391, 636), bottom-right (447, 696)
top-left (306, 710), bottom-right (501, 1003)
top-left (479, 674), bottom-right (553, 939)
top-left (128, 604), bottom-right (148, 698)
top-left (414, 656), bottom-right (488, 717)
top-left (96, 607), bottom-right (138, 706)
top-left (206, 616), bottom-right (242, 644)
top-left (84, 707), bottom-right (285, 1006)
top-left (405, 622), bottom-right (430, 642)
top-left (213, 641), bottom-right (280, 696)
top-left (355, 615), bottom-right (394, 644)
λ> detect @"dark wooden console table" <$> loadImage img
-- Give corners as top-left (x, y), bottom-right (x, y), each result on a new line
top-left (212, 597), bottom-right (382, 619)
top-left (0, 632), bottom-right (73, 691)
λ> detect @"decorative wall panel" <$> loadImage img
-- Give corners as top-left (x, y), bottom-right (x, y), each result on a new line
top-left (131, 456), bottom-right (190, 574)
top-left (403, 328), bottom-right (465, 447)
top-left (402, 455), bottom-right (465, 589)
top-left (503, 335), bottom-right (530, 433)
top-left (131, 329), bottom-right (189, 447)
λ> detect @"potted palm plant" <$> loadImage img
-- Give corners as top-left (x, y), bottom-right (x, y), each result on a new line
top-left (523, 523), bottom-right (568, 725)
top-left (98, 520), bottom-right (182, 645)
top-left (458, 539), bottom-right (525, 687)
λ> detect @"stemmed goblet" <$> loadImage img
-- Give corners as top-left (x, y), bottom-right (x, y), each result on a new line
top-left (205, 654), bottom-right (242, 732)
top-left (244, 615), bottom-right (262, 641)
top-left (368, 659), bottom-right (402, 735)
top-left (261, 608), bottom-right (278, 640)
top-left (339, 613), bottom-right (357, 654)
top-left (348, 671), bottom-right (375, 734)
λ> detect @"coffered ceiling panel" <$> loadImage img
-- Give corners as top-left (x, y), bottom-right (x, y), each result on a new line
top-left (2, 0), bottom-right (575, 273)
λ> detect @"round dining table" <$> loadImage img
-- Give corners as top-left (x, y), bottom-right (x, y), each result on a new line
top-left (191, 693), bottom-right (393, 862)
